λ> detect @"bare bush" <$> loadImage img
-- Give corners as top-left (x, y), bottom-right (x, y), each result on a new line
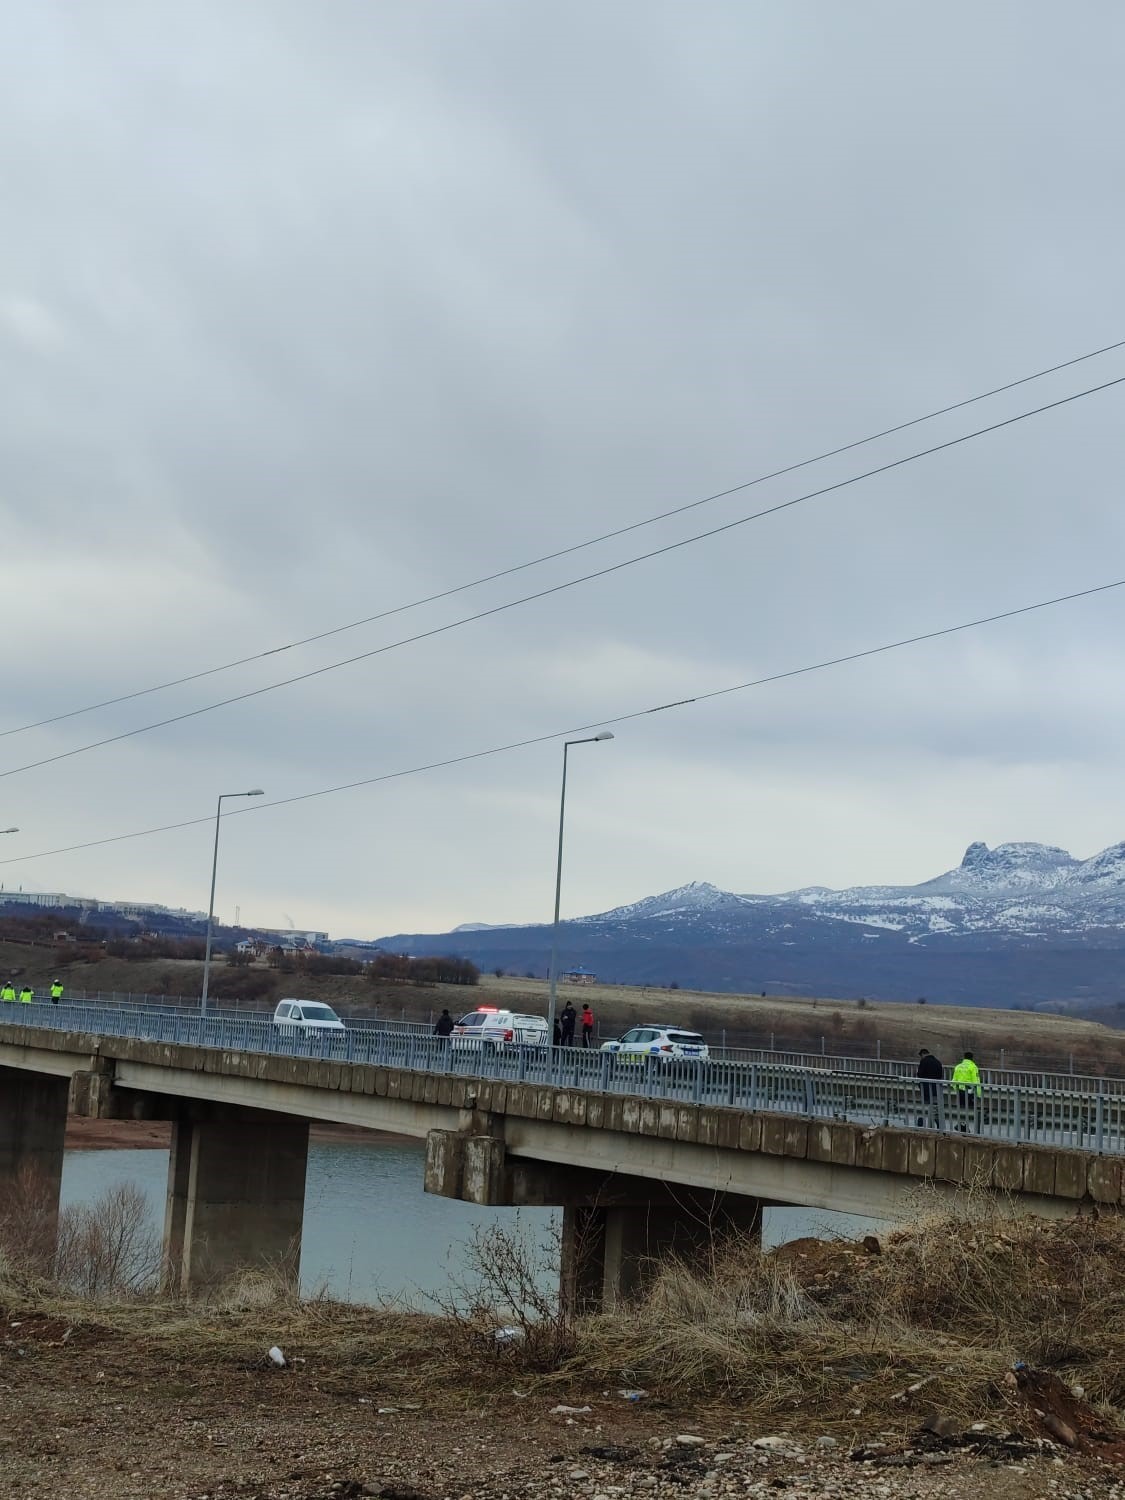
top-left (0, 1163), bottom-right (59, 1277)
top-left (55, 1182), bottom-right (160, 1299)
top-left (431, 1216), bottom-right (575, 1372)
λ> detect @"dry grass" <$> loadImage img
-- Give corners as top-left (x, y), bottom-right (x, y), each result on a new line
top-left (575, 1199), bottom-right (1125, 1428)
top-left (1, 1196), bottom-right (1122, 1434)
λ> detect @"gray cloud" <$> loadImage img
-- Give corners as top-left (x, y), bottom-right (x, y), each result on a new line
top-left (3, 1), bottom-right (1125, 937)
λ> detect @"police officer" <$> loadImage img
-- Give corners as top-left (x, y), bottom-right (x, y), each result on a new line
top-left (18, 985), bottom-right (34, 1004)
top-left (50, 979), bottom-right (64, 1004)
top-left (951, 1050), bottom-right (982, 1133)
top-left (0, 981), bottom-right (15, 1003)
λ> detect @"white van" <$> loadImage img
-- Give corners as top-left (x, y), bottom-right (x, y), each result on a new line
top-left (451, 1006), bottom-right (548, 1048)
top-left (272, 998), bottom-right (346, 1035)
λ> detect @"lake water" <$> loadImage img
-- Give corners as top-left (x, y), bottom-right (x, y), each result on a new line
top-left (61, 1139), bottom-right (880, 1303)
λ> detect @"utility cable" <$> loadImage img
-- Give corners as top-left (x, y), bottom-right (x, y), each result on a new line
top-left (4, 336), bottom-right (1125, 741)
top-left (2, 573), bottom-right (1121, 865)
top-left (3, 373), bottom-right (1124, 785)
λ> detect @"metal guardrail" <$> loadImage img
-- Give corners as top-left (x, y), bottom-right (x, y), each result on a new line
top-left (10, 989), bottom-right (1124, 1094)
top-left (2, 1001), bottom-right (1122, 1156)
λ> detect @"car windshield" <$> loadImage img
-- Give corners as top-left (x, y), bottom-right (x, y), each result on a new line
top-left (668, 1031), bottom-right (705, 1044)
top-left (458, 1012), bottom-right (491, 1027)
top-left (619, 1028), bottom-right (645, 1043)
top-left (299, 1004), bottom-right (339, 1022)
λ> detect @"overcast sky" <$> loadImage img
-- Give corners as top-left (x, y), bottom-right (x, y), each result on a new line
top-left (3, 1), bottom-right (1125, 938)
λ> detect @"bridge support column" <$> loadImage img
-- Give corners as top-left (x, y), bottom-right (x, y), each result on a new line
top-left (562, 1193), bottom-right (763, 1314)
top-left (0, 1066), bottom-right (69, 1269)
top-left (162, 1111), bottom-right (309, 1293)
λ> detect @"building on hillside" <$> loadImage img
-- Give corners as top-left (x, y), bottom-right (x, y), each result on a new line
top-left (0, 890), bottom-right (92, 909)
top-left (254, 927), bottom-right (329, 947)
top-left (563, 965), bottom-right (596, 985)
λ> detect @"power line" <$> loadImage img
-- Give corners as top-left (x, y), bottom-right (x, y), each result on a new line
top-left (3, 573), bottom-right (1121, 867)
top-left (3, 371), bottom-right (1123, 786)
top-left (5, 336), bottom-right (1125, 742)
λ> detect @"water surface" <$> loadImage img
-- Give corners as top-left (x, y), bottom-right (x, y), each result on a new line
top-left (61, 1138), bottom-right (880, 1301)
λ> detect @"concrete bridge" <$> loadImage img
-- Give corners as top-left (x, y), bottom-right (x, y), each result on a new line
top-left (1, 1006), bottom-right (1122, 1308)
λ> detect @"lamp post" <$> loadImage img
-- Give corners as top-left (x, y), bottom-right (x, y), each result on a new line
top-left (201, 790), bottom-right (263, 1015)
top-left (546, 733), bottom-right (614, 1050)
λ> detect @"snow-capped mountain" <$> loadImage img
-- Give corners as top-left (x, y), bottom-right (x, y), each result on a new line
top-left (377, 842), bottom-right (1125, 1010)
top-left (771, 840), bottom-right (1125, 940)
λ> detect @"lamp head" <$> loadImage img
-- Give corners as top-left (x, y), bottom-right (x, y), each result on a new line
top-left (593, 731), bottom-right (614, 741)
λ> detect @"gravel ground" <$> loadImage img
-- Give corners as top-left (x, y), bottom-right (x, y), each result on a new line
top-left (2, 1313), bottom-right (1123, 1500)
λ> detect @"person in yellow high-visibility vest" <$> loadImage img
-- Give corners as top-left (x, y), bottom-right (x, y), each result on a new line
top-left (50, 980), bottom-right (64, 1004)
top-left (0, 982), bottom-right (15, 1003)
top-left (951, 1050), bottom-right (982, 1134)
top-left (18, 985), bottom-right (34, 1004)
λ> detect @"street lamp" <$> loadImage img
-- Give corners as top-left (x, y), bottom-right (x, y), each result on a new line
top-left (546, 732), bottom-right (614, 1051)
top-left (201, 790), bottom-right (264, 1015)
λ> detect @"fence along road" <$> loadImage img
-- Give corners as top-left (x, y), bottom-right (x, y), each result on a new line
top-left (14, 988), bottom-right (1125, 1097)
top-left (3, 1000), bottom-right (1123, 1157)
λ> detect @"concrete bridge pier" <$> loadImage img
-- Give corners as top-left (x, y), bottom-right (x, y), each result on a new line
top-left (425, 1122), bottom-right (763, 1313)
top-left (0, 1065), bottom-right (69, 1266)
top-left (162, 1109), bottom-right (309, 1293)
top-left (561, 1192), bottom-right (764, 1314)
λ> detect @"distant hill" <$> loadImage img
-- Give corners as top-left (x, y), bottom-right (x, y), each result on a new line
top-left (376, 841), bottom-right (1125, 1013)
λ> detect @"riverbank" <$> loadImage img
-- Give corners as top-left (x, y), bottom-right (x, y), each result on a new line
top-left (1, 1317), bottom-right (1118, 1500)
top-left (2, 1205), bottom-right (1123, 1498)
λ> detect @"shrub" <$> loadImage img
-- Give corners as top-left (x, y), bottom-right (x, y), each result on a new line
top-left (55, 1182), bottom-right (161, 1298)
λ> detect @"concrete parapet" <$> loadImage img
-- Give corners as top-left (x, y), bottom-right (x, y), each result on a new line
top-left (1087, 1157), bottom-right (1123, 1204)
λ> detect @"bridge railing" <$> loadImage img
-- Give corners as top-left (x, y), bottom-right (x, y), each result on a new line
top-left (3, 1002), bottom-right (1123, 1156)
top-left (12, 990), bottom-right (1125, 1095)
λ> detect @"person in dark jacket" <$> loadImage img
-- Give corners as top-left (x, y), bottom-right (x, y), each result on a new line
top-left (559, 1002), bottom-right (577, 1046)
top-left (916, 1047), bottom-right (943, 1126)
top-left (434, 1009), bottom-right (455, 1038)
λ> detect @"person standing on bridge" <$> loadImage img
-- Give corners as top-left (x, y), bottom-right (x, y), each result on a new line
top-left (580, 1003), bottom-right (595, 1048)
top-left (18, 985), bottom-right (33, 1004)
top-left (951, 1050), bottom-right (982, 1133)
top-left (50, 979), bottom-right (64, 1004)
top-left (916, 1048), bottom-right (943, 1127)
top-left (560, 1001), bottom-right (577, 1047)
top-left (434, 1008), bottom-right (454, 1038)
top-left (0, 981), bottom-right (15, 1003)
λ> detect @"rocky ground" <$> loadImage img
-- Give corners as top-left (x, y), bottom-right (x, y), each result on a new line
top-left (3, 1309), bottom-right (1123, 1500)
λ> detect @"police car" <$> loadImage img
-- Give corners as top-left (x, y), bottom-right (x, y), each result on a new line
top-left (600, 1025), bottom-right (709, 1062)
top-left (452, 1006), bottom-right (549, 1048)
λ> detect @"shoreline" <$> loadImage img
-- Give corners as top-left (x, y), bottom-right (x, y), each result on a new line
top-left (63, 1117), bottom-right (416, 1151)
